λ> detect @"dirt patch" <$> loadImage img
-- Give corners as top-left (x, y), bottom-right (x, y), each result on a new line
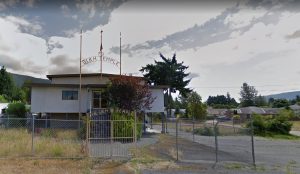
top-left (0, 158), bottom-right (91, 174)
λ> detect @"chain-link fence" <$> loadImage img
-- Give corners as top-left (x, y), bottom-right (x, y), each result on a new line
top-left (163, 118), bottom-right (255, 166)
top-left (0, 116), bottom-right (85, 158)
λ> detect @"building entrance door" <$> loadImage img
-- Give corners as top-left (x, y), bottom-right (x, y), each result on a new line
top-left (92, 90), bottom-right (107, 109)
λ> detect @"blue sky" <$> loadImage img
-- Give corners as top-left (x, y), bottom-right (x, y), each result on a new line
top-left (0, 0), bottom-right (300, 100)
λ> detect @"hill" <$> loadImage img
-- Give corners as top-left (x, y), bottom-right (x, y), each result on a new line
top-left (265, 91), bottom-right (300, 100)
top-left (10, 73), bottom-right (50, 87)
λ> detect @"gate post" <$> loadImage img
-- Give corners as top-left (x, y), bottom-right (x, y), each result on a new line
top-left (161, 112), bottom-right (165, 134)
top-left (176, 118), bottom-right (178, 161)
top-left (250, 115), bottom-right (256, 167)
top-left (134, 111), bottom-right (137, 148)
top-left (110, 119), bottom-right (113, 157)
top-left (86, 114), bottom-right (90, 157)
top-left (214, 121), bottom-right (219, 164)
top-left (31, 114), bottom-right (35, 155)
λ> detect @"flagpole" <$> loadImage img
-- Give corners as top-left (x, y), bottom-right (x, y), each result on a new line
top-left (79, 29), bottom-right (82, 122)
top-left (100, 30), bottom-right (103, 79)
top-left (120, 32), bottom-right (122, 75)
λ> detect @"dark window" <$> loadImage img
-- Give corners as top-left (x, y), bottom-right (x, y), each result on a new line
top-left (92, 90), bottom-right (108, 108)
top-left (62, 91), bottom-right (78, 100)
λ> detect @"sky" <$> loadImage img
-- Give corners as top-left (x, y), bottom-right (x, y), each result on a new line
top-left (0, 0), bottom-right (300, 100)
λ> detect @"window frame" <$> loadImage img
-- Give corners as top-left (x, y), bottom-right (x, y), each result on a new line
top-left (62, 90), bottom-right (78, 100)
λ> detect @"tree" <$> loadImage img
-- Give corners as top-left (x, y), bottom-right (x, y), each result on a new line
top-left (272, 99), bottom-right (290, 108)
top-left (140, 53), bottom-right (191, 97)
top-left (206, 92), bottom-right (238, 108)
top-left (255, 95), bottom-right (267, 107)
top-left (140, 53), bottom-right (191, 118)
top-left (107, 75), bottom-right (154, 112)
top-left (186, 91), bottom-right (207, 120)
top-left (0, 66), bottom-right (15, 101)
top-left (6, 102), bottom-right (26, 118)
top-left (239, 83), bottom-right (258, 107)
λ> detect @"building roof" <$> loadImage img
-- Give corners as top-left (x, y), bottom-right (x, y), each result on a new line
top-left (28, 83), bottom-right (107, 88)
top-left (290, 104), bottom-right (300, 110)
top-left (28, 82), bottom-right (168, 89)
top-left (236, 106), bottom-right (282, 115)
top-left (207, 108), bottom-right (229, 115)
top-left (46, 73), bottom-right (143, 80)
top-left (237, 107), bottom-right (266, 115)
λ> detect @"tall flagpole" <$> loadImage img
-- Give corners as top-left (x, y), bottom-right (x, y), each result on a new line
top-left (79, 29), bottom-right (82, 121)
top-left (120, 32), bottom-right (122, 75)
top-left (100, 30), bottom-right (103, 79)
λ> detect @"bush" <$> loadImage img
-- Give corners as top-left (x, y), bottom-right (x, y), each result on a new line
top-left (247, 114), bottom-right (267, 136)
top-left (6, 102), bottom-right (26, 118)
top-left (247, 113), bottom-right (293, 136)
top-left (266, 115), bottom-right (292, 135)
top-left (112, 111), bottom-right (142, 141)
top-left (194, 126), bottom-right (219, 136)
top-left (77, 116), bottom-right (88, 139)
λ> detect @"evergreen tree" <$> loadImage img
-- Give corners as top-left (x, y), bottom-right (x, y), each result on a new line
top-left (140, 53), bottom-right (191, 97)
top-left (239, 82), bottom-right (258, 107)
top-left (0, 66), bottom-right (15, 101)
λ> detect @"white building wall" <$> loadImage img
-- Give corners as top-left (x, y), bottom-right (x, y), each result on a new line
top-left (31, 86), bottom-right (88, 113)
top-left (146, 89), bottom-right (165, 113)
top-left (31, 86), bottom-right (165, 113)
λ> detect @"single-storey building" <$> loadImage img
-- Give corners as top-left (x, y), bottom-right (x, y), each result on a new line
top-left (207, 107), bottom-right (232, 117)
top-left (30, 73), bottom-right (166, 123)
top-left (290, 104), bottom-right (300, 115)
top-left (235, 106), bottom-right (282, 121)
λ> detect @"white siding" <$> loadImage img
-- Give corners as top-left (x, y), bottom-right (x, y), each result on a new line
top-left (31, 86), bottom-right (88, 113)
top-left (146, 89), bottom-right (165, 113)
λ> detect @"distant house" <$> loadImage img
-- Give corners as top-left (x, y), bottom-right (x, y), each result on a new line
top-left (30, 73), bottom-right (167, 125)
top-left (235, 106), bottom-right (282, 120)
top-left (207, 107), bottom-right (232, 117)
top-left (290, 104), bottom-right (300, 115)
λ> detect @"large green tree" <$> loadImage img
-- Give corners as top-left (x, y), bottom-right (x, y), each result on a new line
top-left (186, 91), bottom-right (207, 120)
top-left (140, 53), bottom-right (191, 97)
top-left (240, 82), bottom-right (258, 107)
top-left (255, 95), bottom-right (267, 107)
top-left (206, 92), bottom-right (238, 108)
top-left (0, 66), bottom-right (15, 101)
top-left (272, 99), bottom-right (290, 108)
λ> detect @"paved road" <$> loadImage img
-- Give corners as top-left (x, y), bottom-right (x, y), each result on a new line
top-left (148, 124), bottom-right (300, 173)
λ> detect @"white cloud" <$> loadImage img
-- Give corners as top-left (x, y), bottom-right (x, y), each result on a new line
top-left (5, 15), bottom-right (42, 35)
top-left (0, 16), bottom-right (47, 77)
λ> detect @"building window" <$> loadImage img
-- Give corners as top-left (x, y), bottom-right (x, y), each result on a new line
top-left (62, 91), bottom-right (78, 100)
top-left (92, 90), bottom-right (108, 108)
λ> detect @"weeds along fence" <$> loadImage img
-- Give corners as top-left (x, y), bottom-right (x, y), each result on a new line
top-left (0, 114), bottom-right (142, 159)
top-left (0, 116), bottom-right (85, 158)
top-left (166, 118), bottom-right (255, 166)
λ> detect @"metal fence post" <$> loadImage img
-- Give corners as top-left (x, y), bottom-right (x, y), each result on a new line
top-left (31, 114), bottom-right (35, 155)
top-left (134, 111), bottom-right (137, 151)
top-left (214, 122), bottom-right (219, 164)
top-left (166, 113), bottom-right (168, 133)
top-left (250, 115), bottom-right (256, 167)
top-left (233, 118), bottom-right (236, 133)
top-left (86, 114), bottom-right (89, 157)
top-left (150, 113), bottom-right (153, 129)
top-left (110, 119), bottom-right (113, 157)
top-left (161, 112), bottom-right (165, 134)
top-left (176, 118), bottom-right (178, 161)
top-left (192, 118), bottom-right (195, 142)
